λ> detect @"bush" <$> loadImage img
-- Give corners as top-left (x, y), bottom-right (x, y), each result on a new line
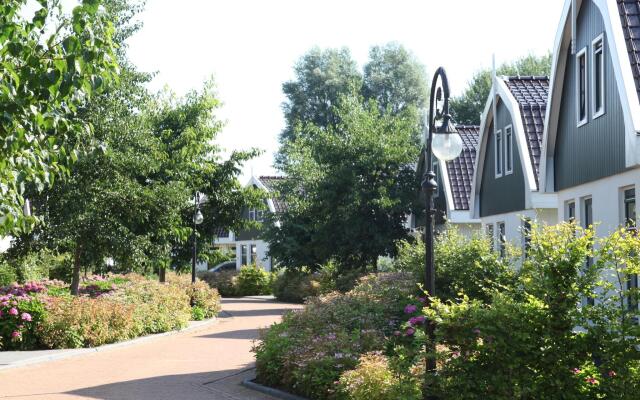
top-left (37, 295), bottom-right (137, 348)
top-left (5, 249), bottom-right (72, 283)
top-left (0, 282), bottom-right (47, 350)
top-left (119, 278), bottom-right (191, 334)
top-left (200, 270), bottom-right (238, 297)
top-left (272, 269), bottom-right (321, 303)
top-left (0, 261), bottom-right (17, 286)
top-left (338, 352), bottom-right (421, 400)
top-left (395, 226), bottom-right (515, 302)
top-left (166, 273), bottom-right (221, 320)
top-left (236, 265), bottom-right (273, 295)
top-left (254, 272), bottom-right (416, 399)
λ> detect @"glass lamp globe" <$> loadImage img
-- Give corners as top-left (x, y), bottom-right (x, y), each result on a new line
top-left (194, 209), bottom-right (204, 225)
top-left (432, 116), bottom-right (463, 161)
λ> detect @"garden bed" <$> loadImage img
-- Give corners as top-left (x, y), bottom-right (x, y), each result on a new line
top-left (0, 273), bottom-right (221, 351)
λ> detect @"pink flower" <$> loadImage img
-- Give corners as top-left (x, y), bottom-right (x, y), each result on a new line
top-left (472, 328), bottom-right (481, 335)
top-left (585, 377), bottom-right (598, 385)
top-left (21, 313), bottom-right (32, 322)
top-left (11, 331), bottom-right (21, 339)
top-left (405, 327), bottom-right (415, 336)
top-left (393, 330), bottom-right (401, 336)
top-left (404, 304), bottom-right (417, 314)
top-left (608, 370), bottom-right (617, 378)
top-left (8, 307), bottom-right (18, 316)
top-left (572, 368), bottom-right (581, 375)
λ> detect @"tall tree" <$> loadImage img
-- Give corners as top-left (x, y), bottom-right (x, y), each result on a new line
top-left (451, 53), bottom-right (552, 125)
top-left (266, 96), bottom-right (420, 272)
top-left (0, 0), bottom-right (118, 234)
top-left (363, 42), bottom-right (428, 115)
top-left (279, 47), bottom-right (361, 146)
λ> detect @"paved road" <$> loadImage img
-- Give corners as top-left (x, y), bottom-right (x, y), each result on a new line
top-left (0, 296), bottom-right (301, 400)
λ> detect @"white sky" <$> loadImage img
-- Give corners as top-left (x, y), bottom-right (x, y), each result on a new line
top-left (85, 1), bottom-right (565, 181)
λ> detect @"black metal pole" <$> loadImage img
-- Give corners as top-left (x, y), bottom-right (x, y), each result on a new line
top-left (422, 67), bottom-right (452, 400)
top-left (192, 193), bottom-right (197, 284)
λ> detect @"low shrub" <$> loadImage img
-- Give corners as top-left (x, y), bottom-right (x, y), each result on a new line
top-left (200, 270), bottom-right (238, 297)
top-left (236, 265), bottom-right (273, 295)
top-left (254, 272), bottom-right (416, 399)
top-left (37, 295), bottom-right (137, 348)
top-left (272, 269), bottom-right (321, 303)
top-left (0, 261), bottom-right (17, 286)
top-left (338, 352), bottom-right (421, 400)
top-left (119, 279), bottom-right (191, 335)
top-left (0, 283), bottom-right (47, 350)
top-left (166, 273), bottom-right (221, 320)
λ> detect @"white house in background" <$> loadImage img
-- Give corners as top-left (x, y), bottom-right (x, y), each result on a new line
top-left (210, 175), bottom-right (286, 272)
top-left (470, 75), bottom-right (558, 253)
top-left (539, 0), bottom-right (639, 236)
top-left (0, 237), bottom-right (10, 253)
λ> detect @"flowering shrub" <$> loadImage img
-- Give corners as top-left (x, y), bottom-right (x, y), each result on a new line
top-left (200, 270), bottom-right (238, 297)
top-left (166, 273), bottom-right (221, 320)
top-left (236, 265), bottom-right (273, 295)
top-left (254, 272), bottom-right (416, 399)
top-left (37, 296), bottom-right (136, 348)
top-left (0, 283), bottom-right (45, 350)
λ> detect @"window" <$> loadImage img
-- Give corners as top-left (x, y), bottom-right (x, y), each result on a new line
top-left (566, 200), bottom-right (576, 222)
top-left (582, 197), bottom-right (595, 306)
top-left (577, 47), bottom-right (588, 126)
top-left (250, 244), bottom-right (257, 264)
top-left (592, 35), bottom-right (605, 119)
top-left (248, 209), bottom-right (256, 221)
top-left (505, 126), bottom-right (513, 174)
top-left (241, 244), bottom-right (248, 266)
top-left (256, 210), bottom-right (264, 222)
top-left (485, 224), bottom-right (494, 251)
top-left (624, 188), bottom-right (637, 229)
top-left (497, 222), bottom-right (506, 257)
top-left (495, 130), bottom-right (503, 177)
top-left (522, 218), bottom-right (532, 256)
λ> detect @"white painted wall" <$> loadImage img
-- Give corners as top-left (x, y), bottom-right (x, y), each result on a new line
top-left (480, 208), bottom-right (558, 248)
top-left (0, 237), bottom-right (10, 253)
top-left (555, 168), bottom-right (639, 236)
top-left (235, 240), bottom-right (272, 271)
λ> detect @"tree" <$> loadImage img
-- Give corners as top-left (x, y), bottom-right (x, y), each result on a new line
top-left (450, 53), bottom-right (552, 125)
top-left (363, 42), bottom-right (428, 115)
top-left (0, 0), bottom-right (118, 234)
top-left (279, 47), bottom-right (362, 146)
top-left (266, 96), bottom-right (420, 272)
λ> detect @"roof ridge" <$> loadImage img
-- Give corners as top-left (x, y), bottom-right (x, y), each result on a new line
top-left (505, 75), bottom-right (550, 81)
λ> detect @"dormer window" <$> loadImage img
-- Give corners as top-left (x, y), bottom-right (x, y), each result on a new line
top-left (592, 34), bottom-right (605, 119)
top-left (495, 129), bottom-right (503, 177)
top-left (576, 47), bottom-right (588, 126)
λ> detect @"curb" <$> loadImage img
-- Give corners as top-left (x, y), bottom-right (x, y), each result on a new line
top-left (0, 316), bottom-right (218, 372)
top-left (241, 379), bottom-right (309, 400)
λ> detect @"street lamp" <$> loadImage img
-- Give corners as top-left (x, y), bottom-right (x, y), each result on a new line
top-left (422, 67), bottom-right (463, 400)
top-left (192, 191), bottom-right (204, 284)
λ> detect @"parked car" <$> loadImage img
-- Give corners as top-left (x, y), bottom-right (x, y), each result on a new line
top-left (208, 260), bottom-right (237, 273)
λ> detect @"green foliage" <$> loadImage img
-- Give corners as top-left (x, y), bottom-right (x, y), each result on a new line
top-left (236, 265), bottom-right (273, 296)
top-left (0, 261), bottom-right (17, 286)
top-left (253, 273), bottom-right (417, 399)
top-left (338, 352), bottom-right (421, 400)
top-left (267, 97), bottom-right (420, 272)
top-left (0, 294), bottom-right (45, 350)
top-left (0, 0), bottom-right (119, 234)
top-left (200, 270), bottom-right (239, 297)
top-left (451, 53), bottom-right (552, 125)
top-left (167, 272), bottom-right (221, 319)
top-left (272, 269), bottom-right (322, 303)
top-left (395, 226), bottom-right (515, 302)
top-left (3, 248), bottom-right (71, 283)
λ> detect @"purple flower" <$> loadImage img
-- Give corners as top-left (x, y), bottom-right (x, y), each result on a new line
top-left (11, 331), bottom-right (21, 339)
top-left (404, 304), bottom-right (417, 314)
top-left (393, 330), bottom-right (401, 337)
top-left (8, 307), bottom-right (18, 316)
top-left (472, 328), bottom-right (481, 335)
top-left (409, 316), bottom-right (426, 325)
top-left (21, 312), bottom-right (32, 322)
top-left (405, 327), bottom-right (416, 336)
top-left (417, 297), bottom-right (427, 304)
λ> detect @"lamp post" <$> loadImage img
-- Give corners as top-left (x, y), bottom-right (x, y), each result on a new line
top-left (192, 191), bottom-right (204, 284)
top-left (422, 67), bottom-right (463, 400)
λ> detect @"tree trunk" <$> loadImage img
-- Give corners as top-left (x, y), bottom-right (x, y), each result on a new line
top-left (159, 267), bottom-right (166, 283)
top-left (70, 244), bottom-right (82, 295)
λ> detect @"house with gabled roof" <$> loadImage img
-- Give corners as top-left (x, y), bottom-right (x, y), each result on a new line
top-left (210, 175), bottom-right (286, 272)
top-left (539, 0), bottom-right (639, 236)
top-left (414, 125), bottom-right (481, 236)
top-left (470, 75), bottom-right (558, 252)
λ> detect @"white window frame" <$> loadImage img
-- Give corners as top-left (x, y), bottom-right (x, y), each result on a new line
top-left (432, 160), bottom-right (440, 198)
top-left (576, 47), bottom-right (588, 127)
top-left (621, 186), bottom-right (637, 228)
top-left (565, 200), bottom-right (576, 223)
top-left (504, 125), bottom-right (514, 175)
top-left (495, 129), bottom-right (503, 178)
top-left (497, 222), bottom-right (506, 257)
top-left (591, 34), bottom-right (605, 120)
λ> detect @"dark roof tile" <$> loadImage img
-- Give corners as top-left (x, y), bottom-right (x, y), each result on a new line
top-left (618, 0), bottom-right (640, 103)
top-left (258, 176), bottom-right (288, 213)
top-left (445, 125), bottom-right (479, 210)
